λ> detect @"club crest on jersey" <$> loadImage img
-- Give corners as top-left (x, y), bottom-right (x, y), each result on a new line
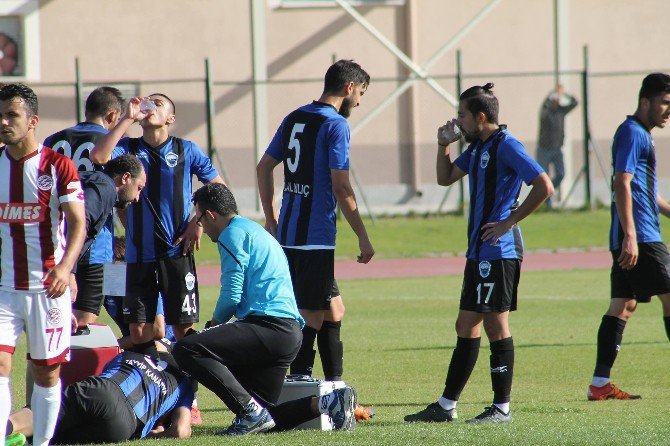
top-left (37, 175), bottom-right (54, 191)
top-left (46, 308), bottom-right (62, 326)
top-left (165, 152), bottom-right (178, 167)
top-left (185, 272), bottom-right (196, 291)
top-left (478, 261), bottom-right (491, 278)
top-left (480, 151), bottom-right (490, 169)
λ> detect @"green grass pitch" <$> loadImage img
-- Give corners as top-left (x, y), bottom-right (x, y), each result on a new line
top-left (9, 268), bottom-right (670, 445)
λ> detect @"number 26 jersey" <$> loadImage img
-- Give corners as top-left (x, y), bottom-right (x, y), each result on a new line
top-left (44, 122), bottom-right (113, 265)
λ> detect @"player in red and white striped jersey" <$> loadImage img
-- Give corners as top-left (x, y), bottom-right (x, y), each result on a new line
top-left (0, 84), bottom-right (85, 446)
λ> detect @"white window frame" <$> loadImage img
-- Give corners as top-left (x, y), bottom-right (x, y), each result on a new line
top-left (0, 0), bottom-right (40, 81)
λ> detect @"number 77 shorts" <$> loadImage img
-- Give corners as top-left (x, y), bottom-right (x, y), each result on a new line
top-left (459, 259), bottom-right (521, 313)
top-left (0, 289), bottom-right (72, 365)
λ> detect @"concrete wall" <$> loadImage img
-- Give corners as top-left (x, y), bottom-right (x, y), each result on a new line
top-left (2, 0), bottom-right (669, 214)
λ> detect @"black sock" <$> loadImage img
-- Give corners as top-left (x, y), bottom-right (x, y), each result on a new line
top-left (442, 336), bottom-right (481, 400)
top-left (6, 419), bottom-right (13, 435)
top-left (490, 337), bottom-right (514, 405)
top-left (664, 316), bottom-right (670, 342)
top-left (291, 326), bottom-right (318, 376)
top-left (317, 321), bottom-right (343, 381)
top-left (594, 315), bottom-right (626, 378)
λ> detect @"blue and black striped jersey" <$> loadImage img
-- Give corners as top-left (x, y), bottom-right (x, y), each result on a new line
top-left (99, 351), bottom-right (194, 439)
top-left (112, 136), bottom-right (219, 262)
top-left (44, 122), bottom-right (113, 265)
top-left (455, 127), bottom-right (544, 261)
top-left (609, 116), bottom-right (661, 250)
top-left (266, 101), bottom-right (350, 249)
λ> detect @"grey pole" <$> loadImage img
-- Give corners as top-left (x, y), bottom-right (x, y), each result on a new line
top-left (75, 58), bottom-right (83, 123)
top-left (250, 0), bottom-right (268, 212)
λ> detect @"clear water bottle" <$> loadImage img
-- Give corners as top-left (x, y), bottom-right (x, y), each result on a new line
top-left (139, 98), bottom-right (156, 113)
top-left (452, 123), bottom-right (462, 139)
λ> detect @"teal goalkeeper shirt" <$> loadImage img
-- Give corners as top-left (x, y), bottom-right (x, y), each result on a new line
top-left (213, 215), bottom-right (305, 327)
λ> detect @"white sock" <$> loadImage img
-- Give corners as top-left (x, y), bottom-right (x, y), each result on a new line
top-left (246, 398), bottom-right (263, 417)
top-left (192, 398), bottom-right (198, 408)
top-left (0, 376), bottom-right (11, 441)
top-left (318, 392), bottom-right (337, 414)
top-left (31, 380), bottom-right (61, 446)
top-left (493, 402), bottom-right (510, 414)
top-left (591, 376), bottom-right (610, 387)
top-left (438, 397), bottom-right (457, 411)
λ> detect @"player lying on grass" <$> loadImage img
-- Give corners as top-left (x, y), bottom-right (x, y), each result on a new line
top-left (6, 340), bottom-right (192, 444)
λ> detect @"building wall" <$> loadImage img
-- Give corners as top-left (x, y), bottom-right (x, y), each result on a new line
top-left (2, 0), bottom-right (668, 212)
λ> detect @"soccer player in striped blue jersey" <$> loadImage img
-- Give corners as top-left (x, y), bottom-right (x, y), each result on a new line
top-left (43, 86), bottom-right (124, 327)
top-left (405, 83), bottom-right (552, 424)
top-left (588, 73), bottom-right (670, 401)
top-left (257, 60), bottom-right (374, 385)
top-left (90, 94), bottom-right (223, 359)
top-left (6, 342), bottom-right (193, 443)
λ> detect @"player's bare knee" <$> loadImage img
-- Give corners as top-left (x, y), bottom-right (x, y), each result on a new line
top-left (482, 319), bottom-right (508, 340)
top-left (455, 319), bottom-right (479, 338)
top-left (326, 297), bottom-right (345, 321)
top-left (607, 298), bottom-right (636, 320)
top-left (31, 363), bottom-right (60, 387)
top-left (73, 310), bottom-right (97, 325)
top-left (0, 352), bottom-right (12, 377)
top-left (130, 322), bottom-right (153, 343)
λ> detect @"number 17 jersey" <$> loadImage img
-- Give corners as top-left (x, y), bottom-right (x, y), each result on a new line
top-left (265, 101), bottom-right (350, 249)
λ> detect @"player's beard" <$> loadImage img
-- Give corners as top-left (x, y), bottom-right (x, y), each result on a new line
top-left (463, 130), bottom-right (478, 143)
top-left (339, 97), bottom-right (353, 118)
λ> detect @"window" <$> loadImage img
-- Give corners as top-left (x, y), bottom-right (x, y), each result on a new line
top-left (0, 0), bottom-right (40, 80)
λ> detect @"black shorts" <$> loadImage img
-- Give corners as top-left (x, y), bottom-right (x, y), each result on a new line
top-left (72, 263), bottom-right (105, 315)
top-left (611, 242), bottom-right (670, 302)
top-left (283, 248), bottom-right (334, 311)
top-left (52, 378), bottom-right (138, 444)
top-left (460, 259), bottom-right (521, 313)
top-left (103, 296), bottom-right (130, 337)
top-left (124, 253), bottom-right (199, 325)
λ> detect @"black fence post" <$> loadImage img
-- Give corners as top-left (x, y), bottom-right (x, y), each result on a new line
top-left (581, 45), bottom-right (592, 210)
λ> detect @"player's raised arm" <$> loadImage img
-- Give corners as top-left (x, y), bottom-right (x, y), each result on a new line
top-left (436, 120), bottom-right (467, 186)
top-left (90, 97), bottom-right (148, 165)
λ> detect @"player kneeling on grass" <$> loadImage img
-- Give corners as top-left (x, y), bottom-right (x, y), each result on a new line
top-left (172, 183), bottom-right (357, 435)
top-left (6, 340), bottom-right (192, 444)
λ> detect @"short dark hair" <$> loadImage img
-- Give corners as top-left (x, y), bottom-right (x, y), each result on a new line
top-left (85, 87), bottom-right (124, 119)
top-left (460, 82), bottom-right (499, 124)
top-left (323, 59), bottom-right (370, 94)
top-left (639, 73), bottom-right (670, 100)
top-left (104, 154), bottom-right (144, 180)
top-left (192, 183), bottom-right (237, 217)
top-left (0, 83), bottom-right (38, 115)
top-left (148, 93), bottom-right (176, 114)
